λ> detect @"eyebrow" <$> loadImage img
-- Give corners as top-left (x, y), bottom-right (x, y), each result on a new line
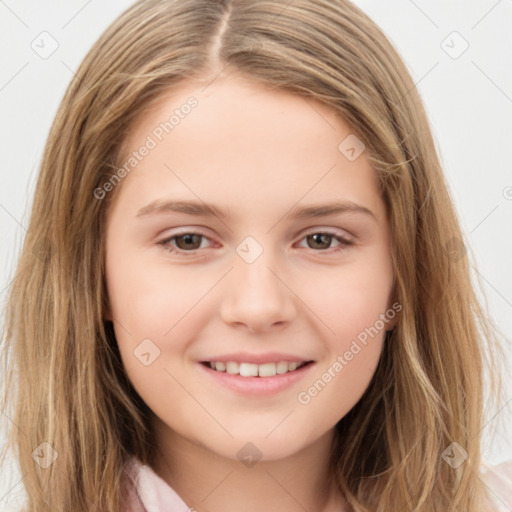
top-left (136, 199), bottom-right (377, 222)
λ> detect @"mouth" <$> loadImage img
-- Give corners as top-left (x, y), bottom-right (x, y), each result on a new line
top-left (201, 360), bottom-right (314, 377)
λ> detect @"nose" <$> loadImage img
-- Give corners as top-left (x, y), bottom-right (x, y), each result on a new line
top-left (219, 253), bottom-right (297, 334)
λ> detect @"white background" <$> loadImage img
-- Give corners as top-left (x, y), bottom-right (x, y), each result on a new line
top-left (1, 0), bottom-right (511, 509)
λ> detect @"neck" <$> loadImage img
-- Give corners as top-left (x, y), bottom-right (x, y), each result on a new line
top-left (150, 418), bottom-right (348, 512)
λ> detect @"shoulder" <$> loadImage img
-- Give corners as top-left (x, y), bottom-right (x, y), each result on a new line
top-left (122, 456), bottom-right (191, 512)
top-left (481, 459), bottom-right (512, 511)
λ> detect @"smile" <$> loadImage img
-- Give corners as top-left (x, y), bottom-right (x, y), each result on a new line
top-left (204, 360), bottom-right (311, 377)
top-left (199, 359), bottom-right (315, 396)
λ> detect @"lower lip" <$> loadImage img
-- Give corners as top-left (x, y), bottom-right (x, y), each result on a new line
top-left (198, 362), bottom-right (315, 396)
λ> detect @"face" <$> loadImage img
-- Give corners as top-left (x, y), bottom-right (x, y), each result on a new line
top-left (104, 72), bottom-right (396, 463)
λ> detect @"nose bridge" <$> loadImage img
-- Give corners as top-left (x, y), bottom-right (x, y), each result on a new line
top-left (219, 236), bottom-right (295, 331)
top-left (236, 254), bottom-right (279, 297)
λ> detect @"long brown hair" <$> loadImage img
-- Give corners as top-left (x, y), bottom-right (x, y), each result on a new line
top-left (0, 0), bottom-right (504, 510)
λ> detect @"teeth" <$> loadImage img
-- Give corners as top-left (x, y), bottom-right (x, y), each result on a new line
top-left (276, 361), bottom-right (289, 374)
top-left (258, 363), bottom-right (276, 377)
top-left (226, 361), bottom-right (240, 375)
top-left (207, 360), bottom-right (307, 377)
top-left (239, 363), bottom-right (258, 377)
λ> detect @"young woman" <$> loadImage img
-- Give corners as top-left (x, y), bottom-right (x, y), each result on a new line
top-left (1, 0), bottom-right (510, 510)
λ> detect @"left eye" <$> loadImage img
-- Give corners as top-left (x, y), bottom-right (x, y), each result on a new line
top-left (296, 232), bottom-right (353, 251)
top-left (159, 232), bottom-right (212, 252)
top-left (158, 231), bottom-right (353, 254)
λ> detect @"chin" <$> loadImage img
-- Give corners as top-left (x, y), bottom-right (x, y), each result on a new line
top-left (201, 424), bottom-right (325, 464)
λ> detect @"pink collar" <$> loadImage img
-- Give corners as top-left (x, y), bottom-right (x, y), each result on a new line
top-left (122, 455), bottom-right (512, 511)
top-left (122, 457), bottom-right (190, 512)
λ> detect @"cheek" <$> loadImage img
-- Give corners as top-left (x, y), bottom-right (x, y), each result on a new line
top-left (293, 251), bottom-right (392, 413)
top-left (301, 248), bottom-right (394, 343)
top-left (295, 335), bottom-right (384, 441)
top-left (105, 260), bottom-right (191, 420)
top-left (296, 275), bottom-right (391, 423)
top-left (106, 253), bottom-right (217, 343)
top-left (105, 256), bottom-right (222, 403)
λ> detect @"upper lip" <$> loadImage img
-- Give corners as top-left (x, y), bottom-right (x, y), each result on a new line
top-left (200, 352), bottom-right (314, 365)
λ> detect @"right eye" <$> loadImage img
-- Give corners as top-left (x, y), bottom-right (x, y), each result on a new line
top-left (157, 230), bottom-right (213, 254)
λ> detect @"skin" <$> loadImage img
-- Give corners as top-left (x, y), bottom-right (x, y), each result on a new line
top-left (104, 71), bottom-right (396, 512)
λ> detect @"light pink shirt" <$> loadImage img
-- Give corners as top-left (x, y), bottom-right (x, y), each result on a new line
top-left (122, 456), bottom-right (512, 511)
top-left (122, 457), bottom-right (190, 512)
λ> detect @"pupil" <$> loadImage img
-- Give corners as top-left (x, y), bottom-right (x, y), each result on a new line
top-left (309, 233), bottom-right (330, 249)
top-left (178, 234), bottom-right (201, 250)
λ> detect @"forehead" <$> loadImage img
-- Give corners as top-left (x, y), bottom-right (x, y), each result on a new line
top-left (111, 73), bottom-right (385, 224)
top-left (121, 73), bottom-right (345, 152)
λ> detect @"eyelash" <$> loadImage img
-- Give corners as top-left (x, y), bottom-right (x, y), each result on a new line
top-left (157, 229), bottom-right (354, 256)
